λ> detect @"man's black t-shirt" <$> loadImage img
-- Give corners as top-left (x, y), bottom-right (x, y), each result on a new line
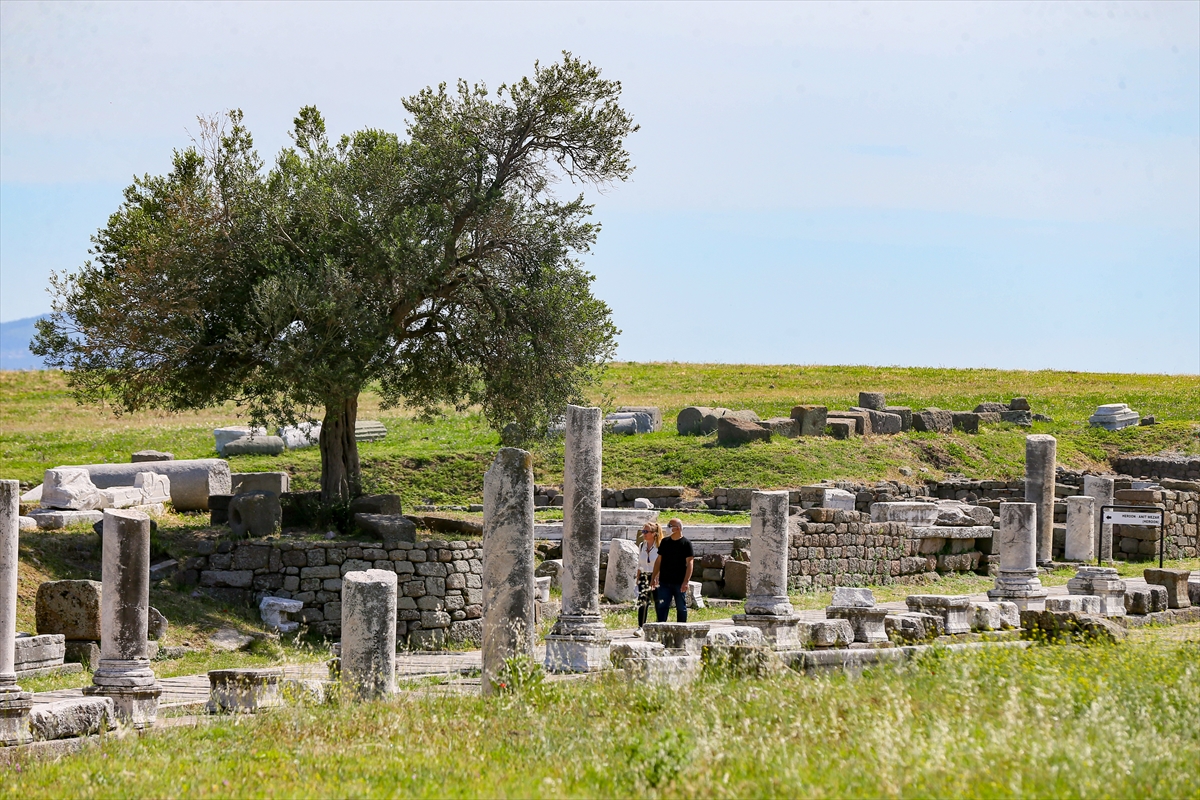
top-left (657, 535), bottom-right (694, 586)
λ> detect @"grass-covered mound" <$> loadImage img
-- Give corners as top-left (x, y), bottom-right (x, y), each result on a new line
top-left (3, 365), bottom-right (1197, 507)
top-left (9, 626), bottom-right (1199, 798)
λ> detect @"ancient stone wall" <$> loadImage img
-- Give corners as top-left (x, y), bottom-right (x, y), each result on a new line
top-left (1110, 488), bottom-right (1199, 561)
top-left (1111, 455), bottom-right (1200, 482)
top-left (786, 513), bottom-right (939, 590)
top-left (179, 539), bottom-right (483, 647)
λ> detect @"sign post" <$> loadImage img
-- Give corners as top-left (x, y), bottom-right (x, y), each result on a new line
top-left (1099, 505), bottom-right (1166, 567)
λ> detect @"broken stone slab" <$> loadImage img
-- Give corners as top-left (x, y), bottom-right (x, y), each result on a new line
top-left (29, 696), bottom-right (115, 741)
top-left (207, 668), bottom-right (284, 713)
top-left (602, 539), bottom-right (639, 603)
top-left (18, 515), bottom-right (37, 531)
top-left (535, 576), bottom-right (551, 603)
top-left (1000, 410), bottom-right (1033, 426)
top-left (810, 618), bottom-right (854, 649)
top-left (61, 459), bottom-right (231, 511)
top-left (1067, 566), bottom-right (1127, 616)
top-left (40, 468), bottom-right (105, 510)
top-left (826, 410), bottom-right (871, 436)
top-left (535, 559), bottom-right (564, 589)
top-left (349, 494), bottom-right (403, 516)
top-left (230, 472), bottom-right (289, 496)
top-left (1088, 403), bottom-right (1140, 431)
top-left (1124, 586), bottom-right (1168, 615)
top-left (910, 525), bottom-right (993, 540)
top-left (134, 472), bottom-right (171, 505)
top-left (857, 392), bottom-right (886, 410)
top-left (99, 486), bottom-right (146, 509)
top-left (970, 601), bottom-right (1019, 632)
top-left (616, 406), bottom-right (663, 433)
top-left (605, 411), bottom-right (657, 435)
top-left (952, 412), bottom-right (981, 434)
top-left (974, 402), bottom-right (1010, 413)
top-left (825, 419), bottom-right (855, 439)
top-left (260, 596), bottom-right (304, 633)
top-left (686, 581), bottom-right (705, 610)
top-left (1046, 595), bottom-right (1102, 614)
top-left (609, 640), bottom-right (667, 668)
top-left (831, 586), bottom-right (875, 607)
top-left (704, 626), bottom-right (766, 647)
top-left (717, 415), bottom-right (770, 445)
top-left (758, 417), bottom-right (799, 438)
top-left (36, 580), bottom-right (102, 641)
top-left (209, 627), bottom-right (255, 652)
top-left (14, 633), bottom-right (66, 672)
top-left (871, 501), bottom-right (940, 525)
top-left (277, 422), bottom-right (321, 449)
top-left (131, 450), bottom-right (174, 462)
top-left (229, 491), bottom-right (281, 538)
top-left (789, 405), bottom-right (828, 437)
top-left (354, 420), bottom-right (388, 442)
top-left (884, 612), bottom-right (942, 643)
top-left (223, 435), bottom-right (286, 456)
top-left (1143, 568), bottom-right (1192, 609)
top-left (214, 426), bottom-right (266, 455)
top-left (148, 607), bottom-right (168, 640)
top-left (1020, 609), bottom-right (1127, 644)
top-left (642, 622), bottom-right (711, 654)
top-left (354, 514), bottom-right (416, 547)
top-left (912, 409), bottom-right (953, 434)
top-left (883, 406), bottom-right (913, 431)
top-left (905, 595), bottom-right (973, 634)
top-left (849, 407), bottom-right (902, 435)
top-left (622, 654), bottom-right (701, 687)
top-left (825, 606), bottom-right (889, 643)
top-left (28, 509), bottom-right (104, 530)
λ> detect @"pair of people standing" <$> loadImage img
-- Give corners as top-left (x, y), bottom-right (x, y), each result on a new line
top-left (636, 517), bottom-right (695, 626)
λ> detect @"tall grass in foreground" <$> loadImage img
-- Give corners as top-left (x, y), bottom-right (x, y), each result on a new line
top-left (10, 636), bottom-right (1199, 798)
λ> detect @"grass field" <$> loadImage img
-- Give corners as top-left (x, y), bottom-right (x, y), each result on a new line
top-left (8, 625), bottom-right (1199, 798)
top-left (3, 366), bottom-right (1198, 507)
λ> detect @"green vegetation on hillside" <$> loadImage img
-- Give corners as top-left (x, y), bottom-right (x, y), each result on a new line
top-left (9, 627), bottom-right (1199, 798)
top-left (3, 365), bottom-right (1197, 507)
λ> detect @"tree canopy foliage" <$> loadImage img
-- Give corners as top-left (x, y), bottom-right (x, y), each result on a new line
top-left (34, 54), bottom-right (635, 501)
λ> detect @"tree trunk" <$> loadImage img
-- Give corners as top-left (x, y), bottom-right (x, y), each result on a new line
top-left (320, 394), bottom-right (361, 503)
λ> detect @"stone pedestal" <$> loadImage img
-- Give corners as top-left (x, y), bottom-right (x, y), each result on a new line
top-left (83, 509), bottom-right (161, 728)
top-left (905, 595), bottom-right (973, 635)
top-left (545, 406), bottom-right (610, 672)
top-left (1143, 569), bottom-right (1192, 609)
top-left (1024, 435), bottom-right (1057, 564)
top-left (481, 448), bottom-right (536, 696)
top-left (641, 622), bottom-right (711, 654)
top-left (825, 607), bottom-right (889, 643)
top-left (1067, 566), bottom-right (1126, 617)
top-left (736, 489), bottom-right (805, 647)
top-left (988, 502), bottom-right (1047, 609)
top-left (1064, 496), bottom-right (1095, 562)
top-left (1083, 475), bottom-right (1115, 562)
top-left (1, 480), bottom-right (33, 745)
top-left (340, 569), bottom-right (397, 699)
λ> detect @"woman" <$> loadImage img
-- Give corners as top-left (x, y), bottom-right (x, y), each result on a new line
top-left (636, 522), bottom-right (662, 628)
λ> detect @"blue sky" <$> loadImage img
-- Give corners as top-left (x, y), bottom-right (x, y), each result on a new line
top-left (2, 1), bottom-right (1197, 372)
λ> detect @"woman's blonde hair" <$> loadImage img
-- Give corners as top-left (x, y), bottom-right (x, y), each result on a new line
top-left (641, 522), bottom-right (663, 548)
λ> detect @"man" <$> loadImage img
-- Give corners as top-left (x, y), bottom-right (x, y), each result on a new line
top-left (650, 517), bottom-right (694, 623)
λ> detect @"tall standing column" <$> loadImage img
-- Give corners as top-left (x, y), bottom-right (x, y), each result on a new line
top-left (83, 509), bottom-right (161, 728)
top-left (340, 569), bottom-right (397, 700)
top-left (545, 405), bottom-right (610, 672)
top-left (0, 481), bottom-right (33, 746)
top-left (481, 448), bottom-right (536, 695)
top-left (1082, 475), bottom-right (1115, 563)
top-left (732, 490), bottom-right (804, 647)
top-left (988, 502), bottom-right (1047, 609)
top-left (1063, 496), bottom-right (1096, 562)
top-left (1024, 434), bottom-right (1057, 564)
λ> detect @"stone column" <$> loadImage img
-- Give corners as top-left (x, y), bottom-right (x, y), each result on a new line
top-left (83, 509), bottom-right (160, 727)
top-left (481, 448), bottom-right (536, 696)
top-left (0, 480), bottom-right (33, 746)
top-left (1063, 496), bottom-right (1095, 562)
top-left (988, 502), bottom-right (1047, 609)
top-left (1024, 434), bottom-right (1057, 564)
top-left (745, 491), bottom-right (792, 616)
top-left (732, 490), bottom-right (804, 647)
top-left (1082, 475), bottom-right (1115, 562)
top-left (340, 569), bottom-right (397, 700)
top-left (545, 405), bottom-right (610, 672)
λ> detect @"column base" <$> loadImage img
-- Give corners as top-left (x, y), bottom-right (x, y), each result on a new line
top-left (544, 632), bottom-right (611, 673)
top-left (745, 594), bottom-right (794, 617)
top-left (987, 571), bottom-right (1048, 610)
top-left (83, 684), bottom-right (161, 729)
top-left (731, 614), bottom-right (809, 648)
top-left (0, 690), bottom-right (34, 746)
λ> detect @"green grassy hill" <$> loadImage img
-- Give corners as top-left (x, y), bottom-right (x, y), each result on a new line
top-left (3, 365), bottom-right (1197, 507)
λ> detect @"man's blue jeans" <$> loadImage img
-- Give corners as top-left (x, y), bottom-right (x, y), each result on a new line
top-left (654, 584), bottom-right (688, 623)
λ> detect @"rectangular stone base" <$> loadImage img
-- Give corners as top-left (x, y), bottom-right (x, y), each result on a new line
top-left (207, 668), bottom-right (283, 713)
top-left (731, 614), bottom-right (810, 648)
top-left (0, 692), bottom-right (34, 747)
top-left (543, 635), bottom-right (611, 673)
top-left (622, 654), bottom-right (701, 687)
top-left (83, 685), bottom-right (161, 729)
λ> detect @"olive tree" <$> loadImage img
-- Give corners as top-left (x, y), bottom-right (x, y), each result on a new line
top-left (34, 54), bottom-right (633, 502)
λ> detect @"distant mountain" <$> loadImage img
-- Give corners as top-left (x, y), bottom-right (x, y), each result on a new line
top-left (0, 315), bottom-right (51, 370)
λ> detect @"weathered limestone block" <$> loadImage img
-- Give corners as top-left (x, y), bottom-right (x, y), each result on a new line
top-left (884, 406), bottom-right (913, 431)
top-left (858, 392), bottom-right (886, 410)
top-left (789, 405), bottom-right (827, 437)
top-left (41, 468), bottom-right (104, 510)
top-left (758, 417), bottom-right (799, 438)
top-left (622, 654), bottom-right (701, 687)
top-left (229, 491), bottom-right (282, 538)
top-left (722, 560), bottom-right (749, 599)
top-left (906, 595), bottom-right (973, 635)
top-left (912, 409), bottom-right (953, 434)
top-left (481, 448), bottom-right (536, 696)
top-left (1143, 568), bottom-right (1192, 609)
top-left (642, 622), bottom-right (712, 655)
top-left (717, 416), bottom-right (771, 445)
top-left (885, 612), bottom-right (941, 643)
top-left (704, 626), bottom-right (766, 647)
top-left (36, 580), bottom-right (103, 640)
top-left (63, 459), bottom-right (231, 511)
top-left (230, 472), bottom-right (289, 496)
top-left (131, 450), bottom-right (174, 462)
top-left (29, 509), bottom-right (104, 530)
top-left (609, 640), bottom-right (667, 668)
top-left (340, 569), bottom-right (397, 699)
top-left (602, 539), bottom-right (639, 603)
top-left (1067, 566), bottom-right (1127, 616)
top-left (685, 581), bottom-right (705, 609)
top-left (534, 559), bottom-right (564, 589)
top-left (952, 412), bottom-right (981, 434)
top-left (616, 406), bottom-right (663, 433)
top-left (134, 472), bottom-right (171, 504)
top-left (1124, 586), bottom-right (1168, 615)
top-left (1046, 595), bottom-right (1102, 614)
top-left (354, 514), bottom-right (416, 546)
top-left (1024, 434), bottom-right (1057, 564)
top-left (14, 633), bottom-right (66, 673)
top-left (970, 601), bottom-right (1019, 632)
top-left (811, 619), bottom-right (854, 649)
top-left (825, 420), bottom-right (855, 439)
top-left (259, 596), bottom-right (304, 633)
top-left (825, 606), bottom-right (889, 643)
top-left (29, 696), bottom-right (115, 741)
top-left (826, 410), bottom-right (871, 436)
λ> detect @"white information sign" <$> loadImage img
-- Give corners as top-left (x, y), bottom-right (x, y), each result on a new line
top-left (1102, 510), bottom-right (1162, 526)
